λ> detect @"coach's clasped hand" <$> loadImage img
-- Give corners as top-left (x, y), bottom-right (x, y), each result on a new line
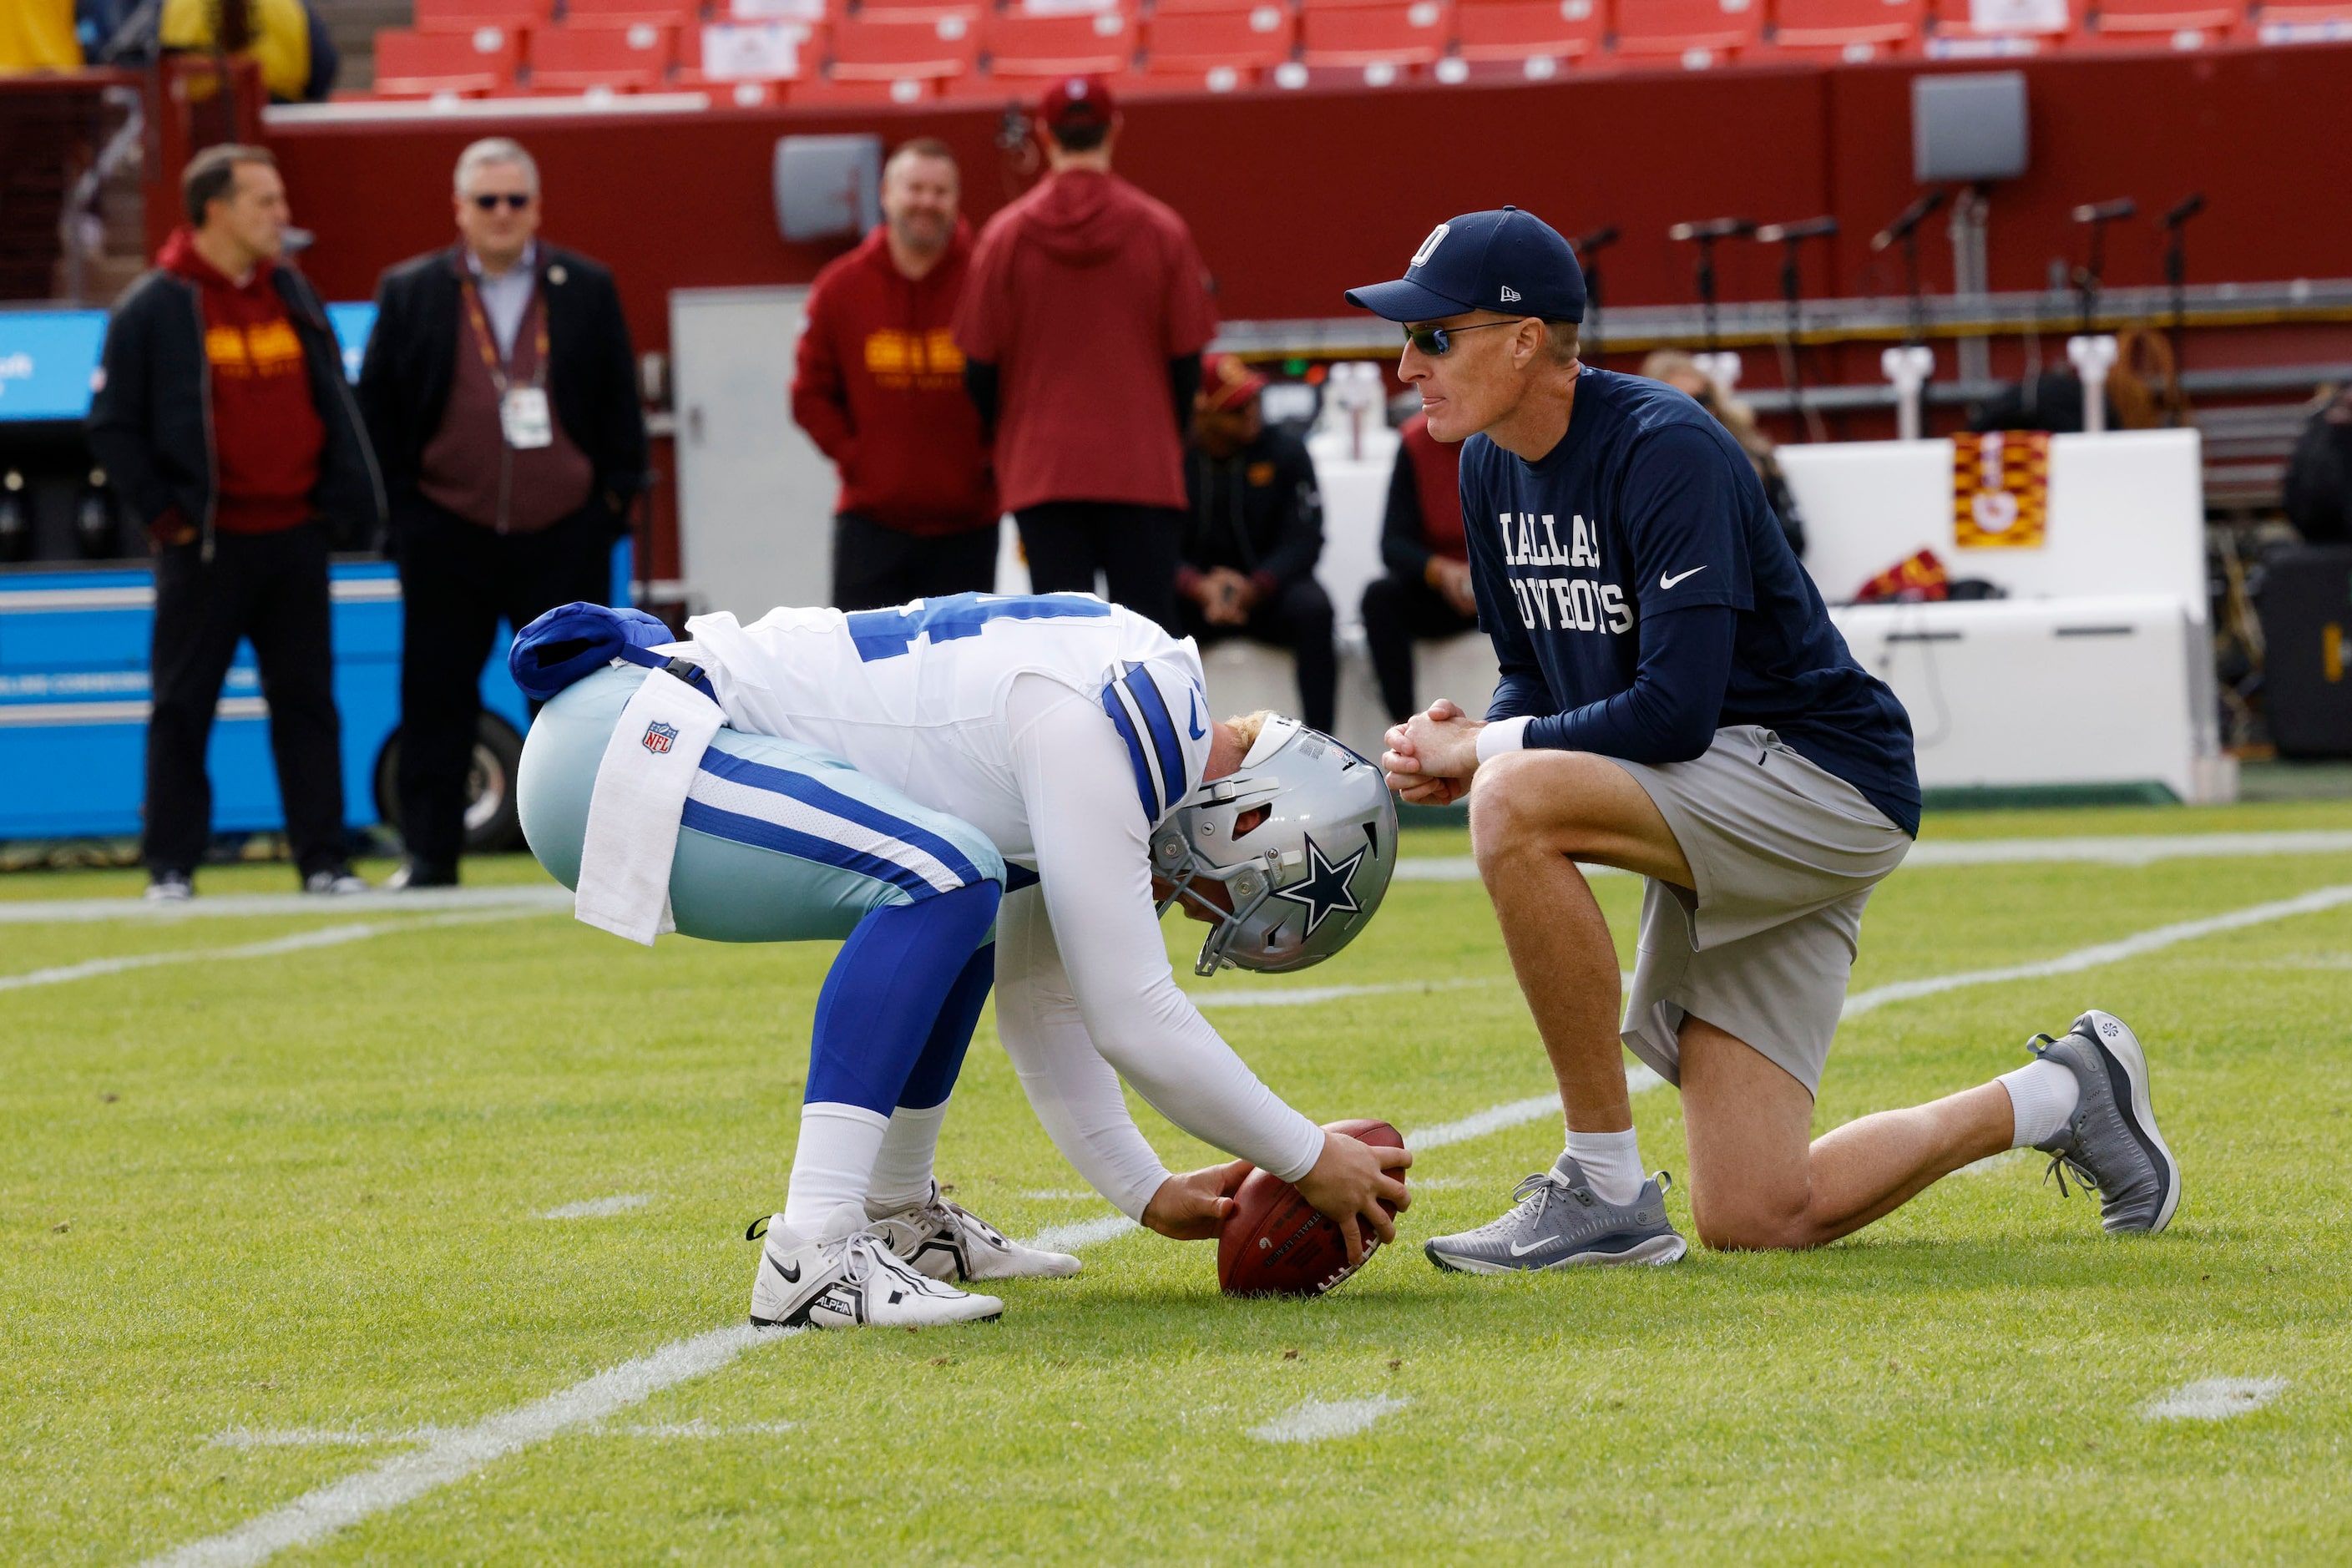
top-left (1382, 696), bottom-right (1484, 807)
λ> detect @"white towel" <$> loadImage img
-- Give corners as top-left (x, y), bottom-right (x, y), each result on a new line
top-left (575, 665), bottom-right (725, 946)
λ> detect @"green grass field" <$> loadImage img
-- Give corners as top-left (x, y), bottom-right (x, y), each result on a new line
top-left (8, 801), bottom-right (2352, 1565)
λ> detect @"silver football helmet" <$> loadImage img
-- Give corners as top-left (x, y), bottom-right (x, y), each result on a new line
top-left (1151, 716), bottom-right (1399, 976)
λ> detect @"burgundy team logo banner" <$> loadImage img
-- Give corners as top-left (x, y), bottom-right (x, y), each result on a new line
top-left (641, 721), bottom-right (679, 755)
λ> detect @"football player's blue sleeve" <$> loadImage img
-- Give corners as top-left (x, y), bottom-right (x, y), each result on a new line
top-left (1522, 603), bottom-right (1733, 765)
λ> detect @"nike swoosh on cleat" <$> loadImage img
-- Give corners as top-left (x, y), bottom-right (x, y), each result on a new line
top-left (1508, 1237), bottom-right (1564, 1257)
top-left (776, 1260), bottom-right (800, 1284)
top-left (1659, 566), bottom-right (1708, 589)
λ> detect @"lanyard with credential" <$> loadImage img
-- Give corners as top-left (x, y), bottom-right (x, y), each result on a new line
top-left (458, 272), bottom-right (549, 395)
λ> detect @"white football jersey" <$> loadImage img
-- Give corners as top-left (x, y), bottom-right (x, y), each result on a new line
top-left (664, 591), bottom-right (1328, 1214)
top-left (671, 593), bottom-right (1211, 865)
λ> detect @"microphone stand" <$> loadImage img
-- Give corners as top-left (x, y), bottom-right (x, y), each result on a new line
top-left (1572, 225), bottom-right (1619, 362)
top-left (2070, 197), bottom-right (2137, 336)
top-left (2162, 192), bottom-right (2205, 337)
top-left (1669, 217), bottom-right (1756, 352)
top-left (1871, 191), bottom-right (1946, 348)
top-left (1756, 216), bottom-right (1837, 441)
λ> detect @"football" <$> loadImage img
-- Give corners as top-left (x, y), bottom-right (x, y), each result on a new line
top-left (1217, 1118), bottom-right (1406, 1297)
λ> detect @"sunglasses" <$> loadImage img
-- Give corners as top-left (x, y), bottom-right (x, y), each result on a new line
top-left (469, 192), bottom-right (533, 211)
top-left (1402, 320), bottom-right (1520, 356)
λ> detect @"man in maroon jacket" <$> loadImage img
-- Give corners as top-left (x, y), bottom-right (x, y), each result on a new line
top-left (953, 76), bottom-right (1216, 635)
top-left (793, 139), bottom-right (999, 611)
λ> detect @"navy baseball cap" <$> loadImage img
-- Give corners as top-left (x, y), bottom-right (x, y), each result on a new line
top-left (1345, 206), bottom-right (1586, 324)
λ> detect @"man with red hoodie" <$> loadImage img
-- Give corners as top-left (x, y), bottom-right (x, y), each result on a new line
top-left (953, 77), bottom-right (1216, 635)
top-left (89, 144), bottom-right (386, 903)
top-left (793, 138), bottom-right (998, 611)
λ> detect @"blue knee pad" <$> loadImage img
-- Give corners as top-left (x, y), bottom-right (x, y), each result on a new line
top-left (807, 880), bottom-right (1000, 1115)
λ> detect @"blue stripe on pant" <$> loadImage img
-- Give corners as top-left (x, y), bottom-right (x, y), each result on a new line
top-left (518, 663), bottom-right (1006, 1115)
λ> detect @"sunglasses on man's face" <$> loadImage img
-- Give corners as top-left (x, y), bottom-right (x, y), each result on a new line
top-left (1402, 320), bottom-right (1521, 356)
top-left (470, 192), bottom-right (532, 211)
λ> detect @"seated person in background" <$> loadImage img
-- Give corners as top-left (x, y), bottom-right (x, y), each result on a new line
top-left (1641, 350), bottom-right (1805, 560)
top-left (2283, 386), bottom-right (2352, 545)
top-left (1178, 354), bottom-right (1336, 732)
top-left (1970, 328), bottom-right (2177, 440)
top-left (1360, 410), bottom-right (1478, 724)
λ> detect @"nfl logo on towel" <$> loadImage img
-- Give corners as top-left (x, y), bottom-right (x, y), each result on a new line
top-left (641, 721), bottom-right (679, 755)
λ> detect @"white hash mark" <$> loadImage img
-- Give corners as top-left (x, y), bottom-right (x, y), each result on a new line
top-left (1249, 1395), bottom-right (1411, 1444)
top-left (2142, 1378), bottom-right (2288, 1421)
top-left (539, 1194), bottom-right (654, 1220)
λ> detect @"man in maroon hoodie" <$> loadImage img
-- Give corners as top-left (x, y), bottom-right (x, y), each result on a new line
top-left (793, 138), bottom-right (998, 611)
top-left (89, 144), bottom-right (386, 902)
top-left (953, 77), bottom-right (1216, 635)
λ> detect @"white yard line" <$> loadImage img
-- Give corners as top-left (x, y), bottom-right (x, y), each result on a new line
top-left (2141, 1378), bottom-right (2288, 1420)
top-left (1023, 1214), bottom-right (1141, 1252)
top-left (539, 1195), bottom-right (654, 1221)
top-left (1247, 1395), bottom-right (1410, 1444)
top-left (0, 883), bottom-right (573, 924)
top-left (1404, 1064), bottom-right (1663, 1153)
top-left (1389, 827), bottom-right (2352, 884)
top-left (1843, 883), bottom-right (2352, 1019)
top-left (1190, 978), bottom-right (1495, 1009)
top-left (0, 907), bottom-right (554, 994)
top-left (145, 1325), bottom-right (788, 1568)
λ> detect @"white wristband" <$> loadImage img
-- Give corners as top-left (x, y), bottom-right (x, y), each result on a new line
top-left (1475, 716), bottom-right (1531, 765)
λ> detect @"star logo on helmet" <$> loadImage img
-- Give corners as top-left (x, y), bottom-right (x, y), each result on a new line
top-left (1272, 834), bottom-right (1367, 937)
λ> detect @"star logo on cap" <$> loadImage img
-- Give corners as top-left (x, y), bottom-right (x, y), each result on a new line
top-left (1272, 834), bottom-right (1368, 936)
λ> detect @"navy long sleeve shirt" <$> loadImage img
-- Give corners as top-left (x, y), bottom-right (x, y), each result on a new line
top-left (1465, 368), bottom-right (1920, 837)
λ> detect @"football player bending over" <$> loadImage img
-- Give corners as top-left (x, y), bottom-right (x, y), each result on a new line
top-left (509, 592), bottom-right (1409, 1329)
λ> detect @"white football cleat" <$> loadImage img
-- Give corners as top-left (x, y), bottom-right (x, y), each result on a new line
top-left (747, 1204), bottom-right (1004, 1329)
top-left (870, 1181), bottom-right (1083, 1282)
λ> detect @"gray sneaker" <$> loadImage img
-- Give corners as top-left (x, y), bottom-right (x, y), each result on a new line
top-left (2028, 1009), bottom-right (2180, 1234)
top-left (1424, 1154), bottom-right (1687, 1273)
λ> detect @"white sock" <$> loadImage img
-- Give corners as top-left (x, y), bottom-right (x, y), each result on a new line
top-left (782, 1102), bottom-right (890, 1234)
top-left (865, 1101), bottom-right (951, 1218)
top-left (1997, 1059), bottom-right (2081, 1149)
top-left (1563, 1128), bottom-right (1645, 1206)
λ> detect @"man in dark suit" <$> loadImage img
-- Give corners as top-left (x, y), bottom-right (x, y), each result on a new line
top-left (357, 135), bottom-right (646, 888)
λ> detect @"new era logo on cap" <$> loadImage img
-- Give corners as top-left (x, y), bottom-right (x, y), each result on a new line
top-left (1345, 206), bottom-right (1587, 325)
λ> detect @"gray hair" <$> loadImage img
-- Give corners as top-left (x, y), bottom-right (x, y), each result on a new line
top-left (453, 137), bottom-right (539, 197)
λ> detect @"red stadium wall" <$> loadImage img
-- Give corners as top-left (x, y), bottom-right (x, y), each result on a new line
top-left (271, 43), bottom-right (2352, 358)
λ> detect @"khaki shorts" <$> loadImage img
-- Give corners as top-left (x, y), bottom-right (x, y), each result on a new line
top-left (1611, 726), bottom-right (1911, 1097)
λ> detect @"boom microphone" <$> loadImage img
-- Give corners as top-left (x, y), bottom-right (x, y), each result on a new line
top-left (1870, 191), bottom-right (1946, 252)
top-left (2163, 192), bottom-right (2206, 229)
top-left (1755, 215), bottom-right (1839, 244)
top-left (1669, 217), bottom-right (1758, 243)
top-left (1572, 225), bottom-right (1621, 255)
top-left (2070, 198), bottom-right (2137, 225)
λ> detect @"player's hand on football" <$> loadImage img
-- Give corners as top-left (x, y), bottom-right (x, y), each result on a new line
top-left (1142, 1157), bottom-right (1254, 1241)
top-left (1294, 1125), bottom-right (1413, 1266)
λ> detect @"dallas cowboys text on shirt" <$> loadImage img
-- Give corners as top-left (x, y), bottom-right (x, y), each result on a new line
top-left (1494, 510), bottom-right (1633, 636)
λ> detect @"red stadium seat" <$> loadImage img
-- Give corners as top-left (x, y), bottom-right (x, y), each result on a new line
top-left (528, 22), bottom-right (676, 89)
top-left (2072, 0), bottom-right (2237, 45)
top-left (828, 11), bottom-right (983, 78)
top-left (563, 0), bottom-right (699, 28)
top-left (1452, 0), bottom-right (1602, 57)
top-left (983, 9), bottom-right (1137, 73)
top-left (1123, 62), bottom-right (1262, 88)
top-left (1921, 0), bottom-right (2066, 51)
top-left (1297, 1), bottom-right (1450, 63)
top-left (411, 0), bottom-right (549, 34)
top-left (372, 26), bottom-right (524, 94)
top-left (787, 72), bottom-right (941, 102)
top-left (1146, 4), bottom-right (1295, 68)
top-left (1611, 0), bottom-right (1763, 62)
top-left (1768, 0), bottom-right (1923, 52)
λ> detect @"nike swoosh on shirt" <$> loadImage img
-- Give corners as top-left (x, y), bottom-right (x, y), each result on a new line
top-left (1186, 689), bottom-right (1206, 741)
top-left (1509, 1237), bottom-right (1564, 1257)
top-left (1659, 566), bottom-right (1709, 589)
